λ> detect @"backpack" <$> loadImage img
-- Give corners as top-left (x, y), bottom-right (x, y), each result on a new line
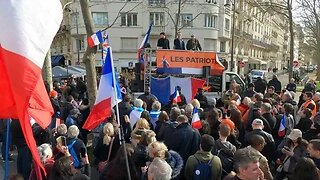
top-left (68, 140), bottom-right (80, 168)
top-left (215, 141), bottom-right (234, 177)
top-left (193, 156), bottom-right (213, 180)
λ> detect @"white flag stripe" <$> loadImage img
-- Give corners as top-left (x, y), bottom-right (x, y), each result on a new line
top-left (0, 0), bottom-right (62, 68)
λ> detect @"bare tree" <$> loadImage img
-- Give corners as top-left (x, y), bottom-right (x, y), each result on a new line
top-left (297, 0), bottom-right (320, 80)
top-left (79, 0), bottom-right (97, 107)
top-left (163, 0), bottom-right (208, 36)
top-left (247, 0), bottom-right (294, 81)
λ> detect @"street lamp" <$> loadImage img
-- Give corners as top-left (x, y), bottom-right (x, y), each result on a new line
top-left (225, 0), bottom-right (236, 72)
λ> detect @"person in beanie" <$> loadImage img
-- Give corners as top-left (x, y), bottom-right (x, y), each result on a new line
top-left (185, 135), bottom-right (222, 180)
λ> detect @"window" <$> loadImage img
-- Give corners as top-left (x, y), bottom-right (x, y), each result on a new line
top-left (92, 12), bottom-right (108, 26)
top-left (150, 12), bottom-right (165, 26)
top-left (121, 37), bottom-right (138, 49)
top-left (121, 13), bottom-right (138, 26)
top-left (225, 18), bottom-right (230, 31)
top-left (75, 37), bottom-right (84, 51)
top-left (178, 14), bottom-right (193, 27)
top-left (205, 0), bottom-right (217, 3)
top-left (220, 41), bottom-right (226, 52)
top-left (204, 14), bottom-right (217, 28)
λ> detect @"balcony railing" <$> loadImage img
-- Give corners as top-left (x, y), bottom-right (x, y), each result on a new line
top-left (148, 0), bottom-right (166, 6)
top-left (252, 39), bottom-right (271, 48)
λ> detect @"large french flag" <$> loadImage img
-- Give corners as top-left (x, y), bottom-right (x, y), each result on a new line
top-left (151, 76), bottom-right (205, 105)
top-left (192, 107), bottom-right (202, 129)
top-left (278, 115), bottom-right (286, 137)
top-left (138, 24), bottom-right (152, 63)
top-left (83, 46), bottom-right (122, 130)
top-left (0, 0), bottom-right (62, 177)
top-left (88, 30), bottom-right (104, 48)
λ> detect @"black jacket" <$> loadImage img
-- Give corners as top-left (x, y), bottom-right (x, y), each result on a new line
top-left (268, 78), bottom-right (282, 93)
top-left (174, 38), bottom-right (186, 50)
top-left (169, 92), bottom-right (187, 108)
top-left (194, 93), bottom-right (209, 109)
top-left (157, 38), bottom-right (170, 49)
top-left (262, 112), bottom-right (276, 130)
top-left (167, 123), bottom-right (201, 163)
top-left (157, 120), bottom-right (178, 145)
top-left (286, 83), bottom-right (297, 92)
top-left (254, 79), bottom-right (267, 93)
top-left (245, 129), bottom-right (275, 161)
top-left (186, 39), bottom-right (202, 51)
top-left (295, 117), bottom-right (312, 135)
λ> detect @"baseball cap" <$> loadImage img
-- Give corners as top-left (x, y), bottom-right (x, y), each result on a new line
top-left (287, 129), bottom-right (302, 141)
top-left (252, 119), bottom-right (263, 126)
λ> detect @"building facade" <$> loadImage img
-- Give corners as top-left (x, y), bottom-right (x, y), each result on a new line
top-left (51, 0), bottom-right (291, 75)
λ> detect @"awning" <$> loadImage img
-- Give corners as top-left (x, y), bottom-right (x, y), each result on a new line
top-left (51, 55), bottom-right (65, 67)
top-left (52, 66), bottom-right (82, 79)
top-left (248, 58), bottom-right (267, 65)
top-left (67, 66), bottom-right (86, 75)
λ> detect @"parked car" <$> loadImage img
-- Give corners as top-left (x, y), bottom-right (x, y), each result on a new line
top-left (250, 70), bottom-right (269, 83)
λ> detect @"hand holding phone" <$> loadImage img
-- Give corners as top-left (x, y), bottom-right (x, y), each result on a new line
top-left (56, 136), bottom-right (67, 147)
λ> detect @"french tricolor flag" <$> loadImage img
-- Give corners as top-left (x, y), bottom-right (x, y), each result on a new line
top-left (138, 23), bottom-right (152, 63)
top-left (83, 46), bottom-right (122, 130)
top-left (278, 115), bottom-right (286, 137)
top-left (0, 0), bottom-right (62, 178)
top-left (172, 87), bottom-right (181, 104)
top-left (88, 30), bottom-right (104, 48)
top-left (192, 107), bottom-right (202, 129)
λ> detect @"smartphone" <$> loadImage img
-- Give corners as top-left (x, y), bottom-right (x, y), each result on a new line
top-left (56, 136), bottom-right (67, 146)
top-left (80, 147), bottom-right (86, 158)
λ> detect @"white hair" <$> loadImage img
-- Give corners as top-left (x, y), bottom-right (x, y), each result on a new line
top-left (152, 101), bottom-right (161, 111)
top-left (185, 103), bottom-right (194, 117)
top-left (314, 92), bottom-right (320, 99)
top-left (37, 143), bottom-right (52, 164)
top-left (148, 158), bottom-right (172, 180)
top-left (67, 125), bottom-right (80, 138)
top-left (134, 98), bottom-right (143, 108)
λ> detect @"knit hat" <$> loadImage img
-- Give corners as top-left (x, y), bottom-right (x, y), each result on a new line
top-left (50, 90), bottom-right (58, 98)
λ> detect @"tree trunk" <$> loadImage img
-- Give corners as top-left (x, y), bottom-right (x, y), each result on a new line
top-left (174, 0), bottom-right (182, 36)
top-left (79, 0), bottom-right (97, 107)
top-left (288, 0), bottom-right (294, 81)
top-left (42, 51), bottom-right (53, 91)
top-left (317, 61), bottom-right (320, 81)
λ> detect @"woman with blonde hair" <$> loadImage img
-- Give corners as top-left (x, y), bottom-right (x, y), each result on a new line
top-left (148, 141), bottom-right (184, 179)
top-left (131, 118), bottom-right (150, 147)
top-left (93, 122), bottom-right (120, 171)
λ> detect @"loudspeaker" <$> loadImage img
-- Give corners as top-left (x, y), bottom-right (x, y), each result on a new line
top-left (203, 66), bottom-right (211, 78)
top-left (135, 63), bottom-right (142, 73)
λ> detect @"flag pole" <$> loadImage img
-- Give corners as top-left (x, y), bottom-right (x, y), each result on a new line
top-left (4, 119), bottom-right (10, 180)
top-left (109, 46), bottom-right (132, 180)
top-left (108, 46), bottom-right (122, 144)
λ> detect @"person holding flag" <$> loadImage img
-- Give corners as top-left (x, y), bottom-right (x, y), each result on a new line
top-left (138, 23), bottom-right (152, 63)
top-left (82, 43), bottom-right (122, 131)
top-left (169, 86), bottom-right (187, 108)
top-left (191, 107), bottom-right (202, 129)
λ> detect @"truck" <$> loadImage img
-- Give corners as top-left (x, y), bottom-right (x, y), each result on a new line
top-left (132, 49), bottom-right (246, 103)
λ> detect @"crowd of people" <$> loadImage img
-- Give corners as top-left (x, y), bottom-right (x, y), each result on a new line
top-left (1, 74), bottom-right (320, 180)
